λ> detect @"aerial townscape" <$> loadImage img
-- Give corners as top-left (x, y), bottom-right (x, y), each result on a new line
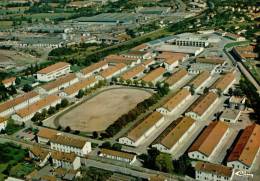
top-left (0, 0), bottom-right (259, 181)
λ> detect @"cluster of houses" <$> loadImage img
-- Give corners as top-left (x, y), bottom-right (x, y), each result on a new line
top-left (31, 128), bottom-right (91, 170)
top-left (28, 127), bottom-right (138, 180)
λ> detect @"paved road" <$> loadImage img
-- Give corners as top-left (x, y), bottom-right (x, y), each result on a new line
top-left (83, 158), bottom-right (182, 181)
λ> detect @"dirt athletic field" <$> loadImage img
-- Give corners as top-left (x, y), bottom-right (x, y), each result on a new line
top-left (58, 88), bottom-right (151, 132)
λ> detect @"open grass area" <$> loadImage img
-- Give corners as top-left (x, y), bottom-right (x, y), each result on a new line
top-left (57, 88), bottom-right (151, 132)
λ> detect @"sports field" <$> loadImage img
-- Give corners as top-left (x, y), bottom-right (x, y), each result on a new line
top-left (58, 88), bottom-right (151, 132)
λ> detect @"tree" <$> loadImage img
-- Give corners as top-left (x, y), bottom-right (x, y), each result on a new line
top-left (92, 131), bottom-right (98, 139)
top-left (112, 143), bottom-right (122, 151)
top-left (65, 126), bottom-right (71, 132)
top-left (9, 85), bottom-right (17, 95)
top-left (189, 84), bottom-right (195, 95)
top-left (41, 109), bottom-right (47, 119)
top-left (31, 112), bottom-right (41, 122)
top-left (133, 79), bottom-right (139, 85)
top-left (140, 80), bottom-right (146, 87)
top-left (126, 79), bottom-right (132, 85)
top-left (155, 153), bottom-right (174, 173)
top-left (61, 99), bottom-right (69, 108)
top-left (76, 89), bottom-right (84, 99)
top-left (203, 87), bottom-right (209, 94)
top-left (55, 104), bottom-right (61, 111)
top-left (22, 84), bottom-right (33, 92)
top-left (15, 77), bottom-right (21, 85)
top-left (148, 82), bottom-right (154, 88)
top-left (100, 141), bottom-right (111, 149)
top-left (47, 106), bottom-right (56, 115)
top-left (228, 88), bottom-right (233, 95)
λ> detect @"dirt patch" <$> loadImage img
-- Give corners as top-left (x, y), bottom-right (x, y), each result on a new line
top-left (58, 88), bottom-right (151, 132)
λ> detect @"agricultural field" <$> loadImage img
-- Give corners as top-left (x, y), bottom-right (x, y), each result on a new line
top-left (57, 88), bottom-right (152, 132)
top-left (0, 49), bottom-right (41, 66)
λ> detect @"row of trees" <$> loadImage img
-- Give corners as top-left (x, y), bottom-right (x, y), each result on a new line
top-left (31, 98), bottom-right (69, 124)
top-left (139, 148), bottom-right (194, 176)
top-left (104, 84), bottom-right (169, 137)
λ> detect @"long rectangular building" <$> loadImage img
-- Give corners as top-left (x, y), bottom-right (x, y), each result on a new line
top-left (188, 71), bottom-right (211, 92)
top-left (80, 60), bottom-right (109, 78)
top-left (40, 73), bottom-right (79, 94)
top-left (121, 64), bottom-right (145, 80)
top-left (0, 91), bottom-right (40, 117)
top-left (195, 161), bottom-right (233, 181)
top-left (165, 69), bottom-right (188, 89)
top-left (99, 148), bottom-right (136, 164)
top-left (12, 94), bottom-right (61, 122)
top-left (157, 88), bottom-right (191, 116)
top-left (50, 134), bottom-right (91, 156)
top-left (188, 121), bottom-right (229, 162)
top-left (119, 112), bottom-right (164, 147)
top-left (211, 71), bottom-right (236, 94)
top-left (185, 92), bottom-right (218, 121)
top-left (37, 62), bottom-right (71, 82)
top-left (61, 76), bottom-right (97, 98)
top-left (100, 63), bottom-right (127, 79)
top-left (152, 116), bottom-right (196, 154)
top-left (141, 67), bottom-right (165, 84)
top-left (227, 124), bottom-right (260, 171)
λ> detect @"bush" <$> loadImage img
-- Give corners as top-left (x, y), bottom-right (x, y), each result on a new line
top-left (100, 141), bottom-right (111, 149)
top-left (64, 126), bottom-right (71, 132)
top-left (61, 99), bottom-right (69, 108)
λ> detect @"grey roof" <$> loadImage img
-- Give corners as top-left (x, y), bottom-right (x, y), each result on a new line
top-left (20, 37), bottom-right (65, 45)
top-left (75, 13), bottom-right (138, 24)
top-left (220, 109), bottom-right (240, 120)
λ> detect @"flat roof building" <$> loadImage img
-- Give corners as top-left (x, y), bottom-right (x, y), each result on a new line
top-left (155, 45), bottom-right (204, 56)
top-left (99, 148), bottom-right (136, 164)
